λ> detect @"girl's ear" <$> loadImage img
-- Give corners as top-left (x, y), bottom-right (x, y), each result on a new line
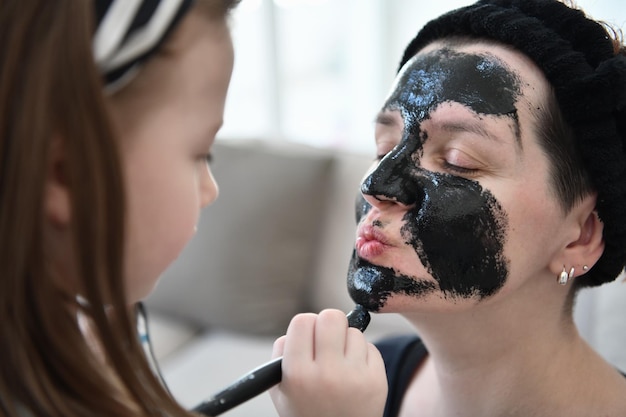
top-left (550, 195), bottom-right (604, 277)
top-left (44, 136), bottom-right (71, 226)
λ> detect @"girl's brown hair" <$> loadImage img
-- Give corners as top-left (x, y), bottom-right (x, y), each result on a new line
top-left (0, 1), bottom-right (236, 415)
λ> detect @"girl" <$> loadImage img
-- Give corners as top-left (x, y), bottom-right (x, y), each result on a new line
top-left (0, 1), bottom-right (386, 416)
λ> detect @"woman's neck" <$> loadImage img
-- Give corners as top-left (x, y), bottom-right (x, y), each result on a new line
top-left (398, 280), bottom-right (626, 416)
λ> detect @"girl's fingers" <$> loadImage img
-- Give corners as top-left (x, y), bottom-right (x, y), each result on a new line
top-left (313, 309), bottom-right (349, 362)
top-left (344, 326), bottom-right (369, 362)
top-left (282, 313), bottom-right (316, 362)
top-left (272, 335), bottom-right (286, 359)
top-left (272, 309), bottom-right (388, 417)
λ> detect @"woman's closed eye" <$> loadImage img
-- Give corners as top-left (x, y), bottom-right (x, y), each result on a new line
top-left (375, 153), bottom-right (388, 161)
top-left (375, 141), bottom-right (399, 161)
top-left (439, 148), bottom-right (483, 177)
top-left (374, 110), bottom-right (403, 161)
top-left (441, 160), bottom-right (480, 175)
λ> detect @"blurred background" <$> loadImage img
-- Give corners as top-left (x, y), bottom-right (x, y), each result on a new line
top-left (219, 0), bottom-right (626, 154)
top-left (148, 3), bottom-right (626, 413)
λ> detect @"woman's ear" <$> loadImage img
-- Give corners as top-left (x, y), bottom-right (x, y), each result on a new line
top-left (550, 195), bottom-right (604, 276)
top-left (44, 136), bottom-right (71, 226)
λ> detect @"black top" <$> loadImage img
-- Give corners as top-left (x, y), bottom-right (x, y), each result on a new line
top-left (375, 334), bottom-right (626, 417)
top-left (376, 335), bottom-right (428, 417)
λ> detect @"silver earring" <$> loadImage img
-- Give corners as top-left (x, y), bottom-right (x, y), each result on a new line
top-left (583, 265), bottom-right (589, 271)
top-left (569, 267), bottom-right (575, 279)
top-left (558, 266), bottom-right (569, 285)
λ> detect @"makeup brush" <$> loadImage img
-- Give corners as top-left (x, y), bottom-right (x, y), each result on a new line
top-left (192, 304), bottom-right (371, 416)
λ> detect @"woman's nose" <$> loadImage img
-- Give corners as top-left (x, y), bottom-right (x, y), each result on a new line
top-left (360, 161), bottom-right (421, 209)
top-left (360, 187), bottom-right (406, 211)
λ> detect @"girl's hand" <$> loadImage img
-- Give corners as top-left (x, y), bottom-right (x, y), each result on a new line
top-left (270, 309), bottom-right (387, 417)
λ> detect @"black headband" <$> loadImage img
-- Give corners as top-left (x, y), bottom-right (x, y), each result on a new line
top-left (93, 0), bottom-right (193, 92)
top-left (399, 0), bottom-right (626, 287)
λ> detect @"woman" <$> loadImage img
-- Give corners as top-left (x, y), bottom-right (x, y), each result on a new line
top-left (347, 0), bottom-right (626, 415)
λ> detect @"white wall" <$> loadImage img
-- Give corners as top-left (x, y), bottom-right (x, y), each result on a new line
top-left (220, 0), bottom-right (625, 154)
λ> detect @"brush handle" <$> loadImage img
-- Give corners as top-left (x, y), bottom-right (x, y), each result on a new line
top-left (192, 305), bottom-right (370, 416)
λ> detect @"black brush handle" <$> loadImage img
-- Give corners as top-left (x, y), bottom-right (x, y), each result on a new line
top-left (192, 305), bottom-right (371, 416)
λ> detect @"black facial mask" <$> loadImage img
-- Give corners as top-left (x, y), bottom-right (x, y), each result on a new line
top-left (348, 48), bottom-right (518, 311)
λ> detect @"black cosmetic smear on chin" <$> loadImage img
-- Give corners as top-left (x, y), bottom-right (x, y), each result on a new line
top-left (348, 49), bottom-right (518, 308)
top-left (348, 254), bottom-right (436, 312)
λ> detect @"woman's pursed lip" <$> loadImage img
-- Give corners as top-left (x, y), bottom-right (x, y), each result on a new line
top-left (355, 224), bottom-right (393, 259)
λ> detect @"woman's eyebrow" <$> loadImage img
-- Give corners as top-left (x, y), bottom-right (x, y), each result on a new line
top-left (440, 120), bottom-right (521, 149)
top-left (441, 121), bottom-right (498, 140)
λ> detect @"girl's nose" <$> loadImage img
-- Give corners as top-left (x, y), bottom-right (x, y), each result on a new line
top-left (200, 166), bottom-right (219, 208)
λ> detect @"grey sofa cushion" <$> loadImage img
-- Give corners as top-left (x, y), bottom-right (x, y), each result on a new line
top-left (146, 139), bottom-right (333, 336)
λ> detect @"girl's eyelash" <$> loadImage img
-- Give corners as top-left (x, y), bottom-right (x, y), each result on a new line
top-left (205, 153), bottom-right (214, 164)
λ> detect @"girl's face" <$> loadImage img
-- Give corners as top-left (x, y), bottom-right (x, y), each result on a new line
top-left (110, 11), bottom-right (234, 303)
top-left (348, 42), bottom-right (574, 313)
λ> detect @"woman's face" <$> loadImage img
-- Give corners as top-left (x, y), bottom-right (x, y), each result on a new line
top-left (348, 41), bottom-right (574, 313)
top-left (110, 10), bottom-right (234, 303)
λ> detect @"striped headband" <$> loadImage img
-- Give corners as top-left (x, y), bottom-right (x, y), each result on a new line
top-left (93, 0), bottom-right (193, 92)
